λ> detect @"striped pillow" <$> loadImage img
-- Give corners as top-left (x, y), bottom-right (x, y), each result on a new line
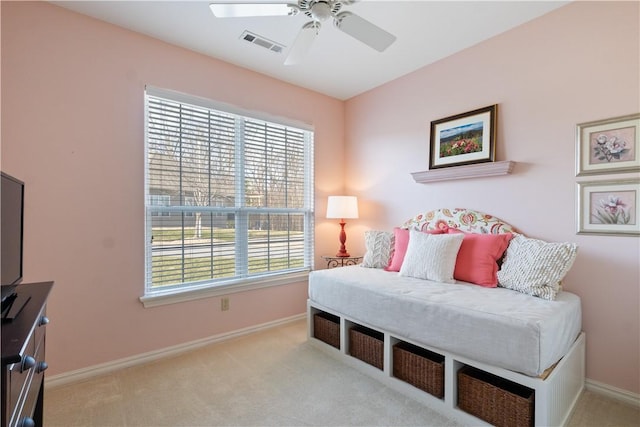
top-left (361, 230), bottom-right (394, 269)
top-left (497, 233), bottom-right (578, 300)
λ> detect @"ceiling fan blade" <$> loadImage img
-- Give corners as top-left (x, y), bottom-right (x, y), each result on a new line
top-left (334, 11), bottom-right (396, 52)
top-left (209, 2), bottom-right (295, 18)
top-left (284, 22), bottom-right (320, 66)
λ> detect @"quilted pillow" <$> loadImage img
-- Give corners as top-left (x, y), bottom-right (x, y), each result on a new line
top-left (497, 233), bottom-right (578, 300)
top-left (448, 230), bottom-right (513, 287)
top-left (361, 230), bottom-right (395, 269)
top-left (385, 227), bottom-right (444, 272)
top-left (399, 230), bottom-right (464, 283)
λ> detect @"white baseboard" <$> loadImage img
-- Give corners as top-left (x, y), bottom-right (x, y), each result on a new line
top-left (586, 378), bottom-right (640, 407)
top-left (45, 313), bottom-right (306, 389)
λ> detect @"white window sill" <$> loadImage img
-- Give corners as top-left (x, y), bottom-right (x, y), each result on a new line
top-left (139, 270), bottom-right (310, 308)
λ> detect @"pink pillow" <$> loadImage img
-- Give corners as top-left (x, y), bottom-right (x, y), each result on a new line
top-left (385, 227), bottom-right (444, 272)
top-left (448, 230), bottom-right (513, 287)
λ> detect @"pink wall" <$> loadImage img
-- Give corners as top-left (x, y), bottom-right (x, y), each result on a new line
top-left (1, 2), bottom-right (344, 375)
top-left (345, 2), bottom-right (639, 394)
top-left (2, 1), bottom-right (639, 396)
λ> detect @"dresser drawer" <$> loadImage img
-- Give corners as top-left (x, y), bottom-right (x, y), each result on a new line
top-left (5, 307), bottom-right (48, 427)
top-left (7, 345), bottom-right (45, 427)
top-left (2, 282), bottom-right (53, 427)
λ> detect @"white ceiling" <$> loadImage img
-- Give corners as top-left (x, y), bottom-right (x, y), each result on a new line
top-left (50, 1), bottom-right (568, 100)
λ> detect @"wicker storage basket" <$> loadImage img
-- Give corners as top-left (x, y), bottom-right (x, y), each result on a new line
top-left (393, 341), bottom-right (445, 398)
top-left (349, 325), bottom-right (384, 370)
top-left (457, 365), bottom-right (535, 427)
top-left (313, 312), bottom-right (340, 349)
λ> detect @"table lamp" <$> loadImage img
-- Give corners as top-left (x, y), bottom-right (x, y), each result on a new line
top-left (326, 196), bottom-right (359, 257)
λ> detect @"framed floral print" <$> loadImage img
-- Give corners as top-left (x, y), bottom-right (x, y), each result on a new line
top-left (429, 105), bottom-right (497, 169)
top-left (577, 179), bottom-right (640, 236)
top-left (576, 113), bottom-right (640, 176)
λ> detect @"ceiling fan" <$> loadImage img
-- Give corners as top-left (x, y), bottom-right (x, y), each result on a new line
top-left (209, 1), bottom-right (397, 65)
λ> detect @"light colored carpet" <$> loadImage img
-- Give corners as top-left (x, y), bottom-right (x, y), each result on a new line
top-left (44, 319), bottom-right (640, 427)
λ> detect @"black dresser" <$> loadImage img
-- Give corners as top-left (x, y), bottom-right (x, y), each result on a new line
top-left (1, 282), bottom-right (53, 427)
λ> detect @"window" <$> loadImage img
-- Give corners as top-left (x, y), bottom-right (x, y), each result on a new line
top-left (143, 87), bottom-right (314, 302)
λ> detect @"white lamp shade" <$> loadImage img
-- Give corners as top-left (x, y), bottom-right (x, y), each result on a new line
top-left (326, 196), bottom-right (359, 219)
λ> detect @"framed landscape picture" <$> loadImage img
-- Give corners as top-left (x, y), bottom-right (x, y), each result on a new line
top-left (576, 113), bottom-right (640, 176)
top-left (429, 105), bottom-right (497, 169)
top-left (577, 179), bottom-right (640, 236)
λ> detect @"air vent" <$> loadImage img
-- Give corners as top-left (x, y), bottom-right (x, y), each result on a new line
top-left (240, 31), bottom-right (284, 53)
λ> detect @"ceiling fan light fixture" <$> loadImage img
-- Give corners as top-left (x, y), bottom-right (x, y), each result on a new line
top-left (310, 1), bottom-right (332, 21)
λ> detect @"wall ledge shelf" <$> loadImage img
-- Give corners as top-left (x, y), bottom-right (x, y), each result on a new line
top-left (411, 160), bottom-right (515, 183)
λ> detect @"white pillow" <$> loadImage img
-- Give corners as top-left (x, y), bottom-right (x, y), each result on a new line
top-left (361, 230), bottom-right (394, 269)
top-left (497, 233), bottom-right (578, 300)
top-left (399, 230), bottom-right (464, 283)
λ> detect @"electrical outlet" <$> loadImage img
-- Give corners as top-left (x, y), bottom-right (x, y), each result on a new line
top-left (221, 297), bottom-right (230, 311)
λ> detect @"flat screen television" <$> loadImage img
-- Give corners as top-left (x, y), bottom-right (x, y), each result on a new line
top-left (1, 172), bottom-right (25, 293)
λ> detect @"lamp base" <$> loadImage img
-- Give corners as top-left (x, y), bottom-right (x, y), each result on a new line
top-left (336, 220), bottom-right (350, 258)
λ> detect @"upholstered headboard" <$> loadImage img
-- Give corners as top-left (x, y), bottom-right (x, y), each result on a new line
top-left (401, 208), bottom-right (516, 234)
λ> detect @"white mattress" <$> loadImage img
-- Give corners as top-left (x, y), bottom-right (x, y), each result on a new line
top-left (308, 266), bottom-right (582, 377)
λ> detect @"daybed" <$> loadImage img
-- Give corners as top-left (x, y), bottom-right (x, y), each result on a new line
top-left (307, 208), bottom-right (584, 427)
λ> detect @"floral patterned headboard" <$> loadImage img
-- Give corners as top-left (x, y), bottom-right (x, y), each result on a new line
top-left (401, 208), bottom-right (516, 234)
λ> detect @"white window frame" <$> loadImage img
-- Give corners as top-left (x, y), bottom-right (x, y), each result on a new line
top-left (141, 87), bottom-right (314, 307)
top-left (149, 194), bottom-right (171, 216)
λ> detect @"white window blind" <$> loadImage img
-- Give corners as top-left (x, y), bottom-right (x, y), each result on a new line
top-left (144, 89), bottom-right (314, 297)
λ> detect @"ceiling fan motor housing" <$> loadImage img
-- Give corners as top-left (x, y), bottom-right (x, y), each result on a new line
top-left (300, 0), bottom-right (344, 21)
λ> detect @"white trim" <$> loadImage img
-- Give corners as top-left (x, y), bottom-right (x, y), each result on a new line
top-left (145, 85), bottom-right (313, 131)
top-left (139, 271), bottom-right (309, 308)
top-left (586, 378), bottom-right (640, 408)
top-left (45, 313), bottom-right (306, 390)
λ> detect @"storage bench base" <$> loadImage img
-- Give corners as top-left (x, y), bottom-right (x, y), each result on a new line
top-left (307, 300), bottom-right (585, 427)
